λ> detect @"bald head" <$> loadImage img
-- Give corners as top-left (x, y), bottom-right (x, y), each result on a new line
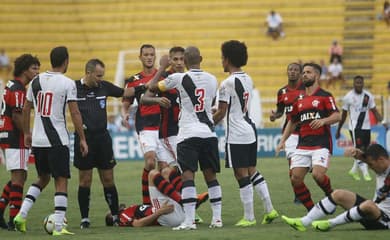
top-left (184, 46), bottom-right (202, 67)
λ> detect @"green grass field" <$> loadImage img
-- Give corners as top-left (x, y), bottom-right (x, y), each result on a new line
top-left (1, 156), bottom-right (389, 240)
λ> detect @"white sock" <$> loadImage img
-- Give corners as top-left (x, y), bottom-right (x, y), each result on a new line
top-left (358, 161), bottom-right (369, 176)
top-left (19, 184), bottom-right (41, 218)
top-left (301, 196), bottom-right (336, 226)
top-left (251, 171), bottom-right (273, 213)
top-left (181, 180), bottom-right (197, 225)
top-left (239, 182), bottom-right (254, 221)
top-left (329, 206), bottom-right (363, 227)
top-left (208, 180), bottom-right (222, 222)
top-left (54, 193), bottom-right (67, 232)
top-left (350, 160), bottom-right (359, 173)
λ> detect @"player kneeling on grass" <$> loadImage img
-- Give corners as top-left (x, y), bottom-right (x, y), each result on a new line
top-left (282, 144), bottom-right (390, 232)
top-left (105, 168), bottom-right (208, 227)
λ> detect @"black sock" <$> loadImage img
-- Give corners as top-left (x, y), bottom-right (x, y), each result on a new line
top-left (78, 186), bottom-right (90, 219)
top-left (104, 186), bottom-right (119, 216)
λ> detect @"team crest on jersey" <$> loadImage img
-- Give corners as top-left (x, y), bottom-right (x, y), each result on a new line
top-left (99, 100), bottom-right (105, 109)
top-left (312, 100), bottom-right (320, 108)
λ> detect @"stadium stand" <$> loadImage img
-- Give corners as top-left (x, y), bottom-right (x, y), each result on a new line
top-left (0, 0), bottom-right (388, 127)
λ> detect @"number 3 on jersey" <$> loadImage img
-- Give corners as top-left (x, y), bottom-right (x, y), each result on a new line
top-left (37, 91), bottom-right (53, 116)
top-left (194, 88), bottom-right (205, 112)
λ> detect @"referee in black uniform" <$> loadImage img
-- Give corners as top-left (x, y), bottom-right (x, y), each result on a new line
top-left (73, 59), bottom-right (135, 229)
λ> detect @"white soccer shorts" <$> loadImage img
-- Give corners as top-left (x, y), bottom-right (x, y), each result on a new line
top-left (149, 186), bottom-right (184, 227)
top-left (138, 130), bottom-right (159, 154)
top-left (5, 148), bottom-right (30, 171)
top-left (285, 133), bottom-right (299, 159)
top-left (157, 136), bottom-right (178, 166)
top-left (290, 148), bottom-right (330, 169)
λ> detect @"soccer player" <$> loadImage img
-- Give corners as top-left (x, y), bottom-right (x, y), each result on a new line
top-left (105, 167), bottom-right (208, 228)
top-left (213, 40), bottom-right (278, 227)
top-left (121, 44), bottom-right (160, 205)
top-left (282, 144), bottom-right (390, 232)
top-left (14, 46), bottom-right (88, 236)
top-left (149, 47), bottom-right (222, 230)
top-left (0, 54), bottom-right (40, 230)
top-left (74, 59), bottom-right (137, 229)
top-left (276, 63), bottom-right (341, 211)
top-left (336, 75), bottom-right (384, 181)
top-left (270, 62), bottom-right (304, 203)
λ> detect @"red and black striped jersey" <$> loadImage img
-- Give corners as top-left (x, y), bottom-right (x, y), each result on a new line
top-left (118, 204), bottom-right (159, 227)
top-left (291, 87), bottom-right (338, 152)
top-left (0, 79), bottom-right (27, 149)
top-left (159, 70), bottom-right (179, 138)
top-left (123, 70), bottom-right (160, 133)
top-left (276, 81), bottom-right (305, 133)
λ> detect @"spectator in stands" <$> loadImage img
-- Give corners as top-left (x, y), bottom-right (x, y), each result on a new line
top-left (329, 40), bottom-right (343, 63)
top-left (0, 49), bottom-right (11, 73)
top-left (327, 57), bottom-right (344, 88)
top-left (265, 10), bottom-right (285, 40)
top-left (384, 1), bottom-right (390, 26)
top-left (319, 59), bottom-right (328, 87)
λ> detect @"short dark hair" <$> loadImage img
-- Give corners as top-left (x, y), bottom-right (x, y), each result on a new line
top-left (287, 62), bottom-right (302, 73)
top-left (50, 46), bottom-right (69, 68)
top-left (303, 62), bottom-right (322, 75)
top-left (85, 58), bottom-right (105, 73)
top-left (365, 144), bottom-right (389, 160)
top-left (139, 44), bottom-right (155, 56)
top-left (13, 54), bottom-right (40, 77)
top-left (169, 46), bottom-right (185, 55)
top-left (353, 75), bottom-right (364, 82)
top-left (221, 40), bottom-right (248, 68)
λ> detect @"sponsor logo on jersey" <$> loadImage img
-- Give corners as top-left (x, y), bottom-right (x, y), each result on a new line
top-left (300, 112), bottom-right (321, 122)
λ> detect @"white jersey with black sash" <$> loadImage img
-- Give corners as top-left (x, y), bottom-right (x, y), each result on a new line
top-left (162, 69), bottom-right (217, 143)
top-left (342, 89), bottom-right (375, 131)
top-left (218, 72), bottom-right (256, 144)
top-left (26, 71), bottom-right (77, 147)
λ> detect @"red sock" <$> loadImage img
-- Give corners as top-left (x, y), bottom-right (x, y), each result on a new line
top-left (293, 183), bottom-right (314, 211)
top-left (9, 183), bottom-right (23, 218)
top-left (0, 181), bottom-right (11, 214)
top-left (316, 175), bottom-right (333, 196)
top-left (169, 169), bottom-right (182, 192)
top-left (153, 173), bottom-right (181, 204)
top-left (142, 169), bottom-right (151, 205)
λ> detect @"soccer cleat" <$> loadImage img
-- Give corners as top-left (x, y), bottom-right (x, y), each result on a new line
top-left (281, 215), bottom-right (306, 232)
top-left (312, 220), bottom-right (331, 232)
top-left (209, 219), bottom-right (223, 228)
top-left (7, 220), bottom-right (15, 231)
top-left (0, 217), bottom-right (8, 229)
top-left (80, 220), bottom-right (90, 229)
top-left (172, 222), bottom-right (197, 230)
top-left (348, 170), bottom-right (360, 181)
top-left (52, 228), bottom-right (75, 236)
top-left (235, 218), bottom-right (256, 227)
top-left (194, 213), bottom-right (204, 224)
top-left (363, 174), bottom-right (372, 181)
top-left (262, 209), bottom-right (279, 224)
top-left (195, 192), bottom-right (209, 209)
top-left (13, 214), bottom-right (26, 233)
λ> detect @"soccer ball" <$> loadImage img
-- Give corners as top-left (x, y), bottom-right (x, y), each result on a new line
top-left (43, 214), bottom-right (68, 235)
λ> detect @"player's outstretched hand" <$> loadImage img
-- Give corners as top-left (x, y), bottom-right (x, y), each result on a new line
top-left (158, 201), bottom-right (174, 215)
top-left (309, 119), bottom-right (325, 129)
top-left (344, 147), bottom-right (364, 160)
top-left (270, 110), bottom-right (277, 122)
top-left (275, 141), bottom-right (285, 157)
top-left (24, 133), bottom-right (32, 148)
top-left (80, 140), bottom-right (88, 157)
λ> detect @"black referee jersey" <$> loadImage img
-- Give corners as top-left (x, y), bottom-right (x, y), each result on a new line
top-left (75, 79), bottom-right (124, 132)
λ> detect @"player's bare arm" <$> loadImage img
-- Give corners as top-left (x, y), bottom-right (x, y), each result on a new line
top-left (140, 90), bottom-right (171, 108)
top-left (22, 100), bottom-right (33, 148)
top-left (68, 101), bottom-right (88, 157)
top-left (148, 55), bottom-right (170, 92)
top-left (213, 101), bottom-right (228, 124)
top-left (335, 109), bottom-right (348, 139)
top-left (270, 107), bottom-right (284, 122)
top-left (275, 120), bottom-right (297, 156)
top-left (310, 111), bottom-right (341, 130)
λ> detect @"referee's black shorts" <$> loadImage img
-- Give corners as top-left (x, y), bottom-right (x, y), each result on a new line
top-left (74, 129), bottom-right (116, 170)
top-left (177, 137), bottom-right (220, 173)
